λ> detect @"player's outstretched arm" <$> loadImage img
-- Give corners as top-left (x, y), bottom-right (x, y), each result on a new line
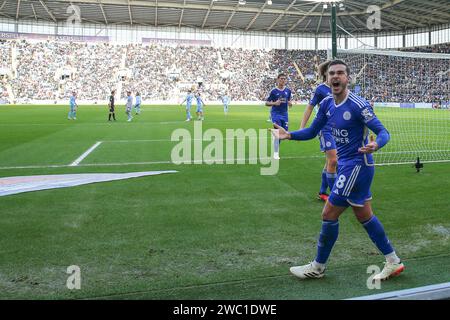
top-left (289, 108), bottom-right (327, 141)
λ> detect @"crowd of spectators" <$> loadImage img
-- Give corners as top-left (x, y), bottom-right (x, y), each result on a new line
top-left (400, 42), bottom-right (450, 54)
top-left (341, 51), bottom-right (449, 103)
top-left (0, 39), bottom-right (448, 104)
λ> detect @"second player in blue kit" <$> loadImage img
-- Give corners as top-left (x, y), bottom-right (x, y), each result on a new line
top-left (300, 61), bottom-right (337, 202)
top-left (265, 73), bottom-right (292, 160)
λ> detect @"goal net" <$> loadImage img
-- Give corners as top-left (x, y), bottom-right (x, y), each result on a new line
top-left (328, 47), bottom-right (450, 165)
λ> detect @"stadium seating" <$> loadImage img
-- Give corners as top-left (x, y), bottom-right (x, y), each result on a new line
top-left (0, 39), bottom-right (448, 103)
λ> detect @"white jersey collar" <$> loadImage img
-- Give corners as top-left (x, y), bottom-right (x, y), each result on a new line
top-left (335, 90), bottom-right (349, 108)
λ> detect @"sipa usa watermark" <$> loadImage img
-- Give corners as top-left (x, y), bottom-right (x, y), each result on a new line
top-left (66, 5), bottom-right (82, 28)
top-left (170, 121), bottom-right (280, 175)
top-left (66, 265), bottom-right (81, 290)
top-left (366, 265), bottom-right (381, 290)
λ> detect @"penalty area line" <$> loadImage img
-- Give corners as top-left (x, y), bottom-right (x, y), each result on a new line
top-left (69, 141), bottom-right (102, 167)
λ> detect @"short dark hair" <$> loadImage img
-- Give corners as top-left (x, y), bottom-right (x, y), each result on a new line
top-left (277, 73), bottom-right (287, 79)
top-left (328, 59), bottom-right (351, 76)
top-left (318, 61), bottom-right (331, 81)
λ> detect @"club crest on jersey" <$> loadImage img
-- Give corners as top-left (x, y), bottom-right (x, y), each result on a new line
top-left (343, 111), bottom-right (351, 120)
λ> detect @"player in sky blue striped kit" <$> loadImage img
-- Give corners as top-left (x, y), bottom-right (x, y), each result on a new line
top-left (266, 73), bottom-right (292, 160)
top-left (195, 91), bottom-right (206, 121)
top-left (68, 91), bottom-right (77, 120)
top-left (221, 93), bottom-right (230, 115)
top-left (134, 92), bottom-right (141, 115)
top-left (300, 61), bottom-right (337, 202)
top-left (125, 91), bottom-right (133, 122)
top-left (273, 60), bottom-right (404, 281)
top-left (180, 89), bottom-right (194, 121)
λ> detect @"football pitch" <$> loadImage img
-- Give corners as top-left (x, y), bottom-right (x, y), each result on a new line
top-left (0, 104), bottom-right (449, 300)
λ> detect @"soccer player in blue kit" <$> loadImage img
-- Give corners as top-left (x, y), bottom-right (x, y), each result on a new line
top-left (134, 92), bottom-right (142, 115)
top-left (195, 92), bottom-right (206, 121)
top-left (273, 60), bottom-right (404, 281)
top-left (180, 89), bottom-right (194, 121)
top-left (125, 90), bottom-right (133, 122)
top-left (266, 73), bottom-right (292, 160)
top-left (300, 61), bottom-right (337, 202)
top-left (68, 91), bottom-right (78, 120)
top-left (221, 93), bottom-right (230, 115)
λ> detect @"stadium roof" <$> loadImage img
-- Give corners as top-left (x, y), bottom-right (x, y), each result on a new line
top-left (1, 0), bottom-right (450, 34)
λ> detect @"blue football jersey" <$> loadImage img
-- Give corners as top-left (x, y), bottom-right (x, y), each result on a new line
top-left (222, 96), bottom-right (229, 104)
top-left (317, 92), bottom-right (383, 165)
top-left (126, 95), bottom-right (133, 108)
top-left (310, 83), bottom-right (331, 131)
top-left (310, 83), bottom-right (331, 108)
top-left (267, 87), bottom-right (292, 115)
top-left (196, 95), bottom-right (202, 106)
top-left (291, 91), bottom-right (389, 166)
top-left (186, 93), bottom-right (194, 106)
top-left (70, 96), bottom-right (76, 106)
top-left (135, 95), bottom-right (142, 105)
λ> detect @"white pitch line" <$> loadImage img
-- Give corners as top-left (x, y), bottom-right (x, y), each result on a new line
top-left (69, 141), bottom-right (102, 167)
top-left (0, 155), bottom-right (323, 170)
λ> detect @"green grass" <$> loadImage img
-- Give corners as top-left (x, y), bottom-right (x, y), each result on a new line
top-left (0, 104), bottom-right (449, 300)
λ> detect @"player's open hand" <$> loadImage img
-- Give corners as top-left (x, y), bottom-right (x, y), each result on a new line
top-left (270, 123), bottom-right (291, 140)
top-left (358, 135), bottom-right (378, 154)
top-left (274, 99), bottom-right (282, 106)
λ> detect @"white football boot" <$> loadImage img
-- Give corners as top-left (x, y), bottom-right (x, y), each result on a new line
top-left (373, 261), bottom-right (405, 281)
top-left (290, 262), bottom-right (325, 279)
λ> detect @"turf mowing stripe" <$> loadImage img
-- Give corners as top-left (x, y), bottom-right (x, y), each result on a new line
top-left (69, 141), bottom-right (103, 166)
top-left (0, 119), bottom-right (267, 126)
top-left (104, 137), bottom-right (265, 143)
top-left (1, 156), bottom-right (449, 171)
top-left (0, 155), bottom-right (324, 170)
top-left (80, 253), bottom-right (450, 300)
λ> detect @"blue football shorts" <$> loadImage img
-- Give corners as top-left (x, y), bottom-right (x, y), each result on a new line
top-left (271, 114), bottom-right (288, 131)
top-left (328, 163), bottom-right (374, 208)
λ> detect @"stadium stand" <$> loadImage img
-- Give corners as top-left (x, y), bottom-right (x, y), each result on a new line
top-left (0, 39), bottom-right (448, 104)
